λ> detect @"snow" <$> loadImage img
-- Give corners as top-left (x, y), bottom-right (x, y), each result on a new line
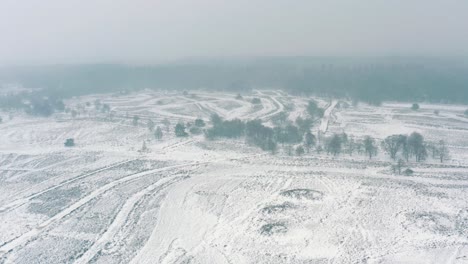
top-left (0, 90), bottom-right (467, 263)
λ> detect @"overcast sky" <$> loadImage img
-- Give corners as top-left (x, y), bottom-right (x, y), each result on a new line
top-left (1, 0), bottom-right (467, 65)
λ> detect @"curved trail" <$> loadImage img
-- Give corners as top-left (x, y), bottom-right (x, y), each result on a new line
top-left (0, 159), bottom-right (134, 213)
top-left (319, 100), bottom-right (338, 134)
top-left (0, 162), bottom-right (200, 255)
top-left (2, 90), bottom-right (468, 263)
top-left (73, 175), bottom-right (186, 264)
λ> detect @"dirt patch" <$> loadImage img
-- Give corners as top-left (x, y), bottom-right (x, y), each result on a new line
top-left (280, 189), bottom-right (324, 201)
top-left (260, 222), bottom-right (288, 236)
top-left (261, 202), bottom-right (295, 214)
top-left (405, 211), bottom-right (455, 235)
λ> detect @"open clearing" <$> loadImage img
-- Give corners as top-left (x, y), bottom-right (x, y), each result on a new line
top-left (0, 90), bottom-right (467, 263)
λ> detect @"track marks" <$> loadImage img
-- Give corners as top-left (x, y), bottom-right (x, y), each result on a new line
top-left (0, 159), bottom-right (134, 213)
top-left (0, 162), bottom-right (199, 255)
top-left (74, 175), bottom-right (187, 264)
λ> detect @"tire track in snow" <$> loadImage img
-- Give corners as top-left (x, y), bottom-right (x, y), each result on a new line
top-left (74, 175), bottom-right (187, 264)
top-left (0, 162), bottom-right (201, 255)
top-left (161, 139), bottom-right (195, 151)
top-left (320, 100), bottom-right (338, 134)
top-left (0, 159), bottom-right (134, 213)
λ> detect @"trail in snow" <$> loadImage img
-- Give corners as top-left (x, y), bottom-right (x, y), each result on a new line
top-left (0, 159), bottom-right (134, 213)
top-left (0, 162), bottom-right (200, 255)
top-left (320, 100), bottom-right (338, 134)
top-left (73, 175), bottom-right (186, 264)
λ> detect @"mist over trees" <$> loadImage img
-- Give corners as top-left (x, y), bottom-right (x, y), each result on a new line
top-left (2, 57), bottom-right (468, 107)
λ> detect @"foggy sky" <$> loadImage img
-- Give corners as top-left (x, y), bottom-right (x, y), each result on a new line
top-left (1, 0), bottom-right (468, 65)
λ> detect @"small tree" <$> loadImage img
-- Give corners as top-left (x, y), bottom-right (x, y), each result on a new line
top-left (210, 113), bottom-right (223, 126)
top-left (295, 146), bottom-right (305, 156)
top-left (194, 118), bottom-right (206, 127)
top-left (437, 140), bottom-right (450, 163)
top-left (326, 134), bottom-right (342, 156)
top-left (307, 100), bottom-right (324, 118)
top-left (303, 131), bottom-right (316, 153)
top-left (189, 126), bottom-right (202, 135)
top-left (316, 145), bottom-right (323, 154)
top-left (235, 94), bottom-right (243, 100)
top-left (0, 116), bottom-right (2, 123)
top-left (346, 137), bottom-right (356, 156)
top-left (382, 135), bottom-right (403, 160)
top-left (286, 145), bottom-right (293, 156)
top-left (175, 123), bottom-right (188, 137)
top-left (132, 115), bottom-right (139, 126)
top-left (296, 117), bottom-right (313, 134)
top-left (465, 109), bottom-right (468, 117)
top-left (140, 141), bottom-right (149, 152)
top-left (395, 158), bottom-right (405, 175)
top-left (265, 138), bottom-right (277, 154)
top-left (408, 132), bottom-right (426, 162)
top-left (154, 126), bottom-right (163, 140)
top-left (434, 110), bottom-right (440, 116)
top-left (273, 111), bottom-right (289, 126)
top-left (102, 104), bottom-right (111, 113)
top-left (364, 136), bottom-right (377, 159)
top-left (64, 138), bottom-right (75, 147)
top-left (411, 103), bottom-right (420, 111)
top-left (147, 119), bottom-right (155, 131)
top-left (251, 98), bottom-right (262, 104)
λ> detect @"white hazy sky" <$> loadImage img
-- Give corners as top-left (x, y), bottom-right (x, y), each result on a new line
top-left (1, 0), bottom-right (467, 64)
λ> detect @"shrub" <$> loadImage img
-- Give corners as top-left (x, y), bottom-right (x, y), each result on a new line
top-left (64, 138), bottom-right (75, 147)
top-left (175, 123), bottom-right (188, 137)
top-left (251, 98), bottom-right (262, 104)
top-left (295, 146), bottom-right (305, 156)
top-left (189, 126), bottom-right (202, 135)
top-left (194, 118), bottom-right (205, 127)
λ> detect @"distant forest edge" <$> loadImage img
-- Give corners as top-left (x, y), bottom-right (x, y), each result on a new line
top-left (1, 57), bottom-right (468, 105)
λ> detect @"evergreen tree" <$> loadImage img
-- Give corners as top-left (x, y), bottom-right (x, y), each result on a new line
top-left (154, 126), bottom-right (163, 140)
top-left (175, 123), bottom-right (188, 137)
top-left (303, 132), bottom-right (316, 153)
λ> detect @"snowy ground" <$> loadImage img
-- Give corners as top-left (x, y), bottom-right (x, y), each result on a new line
top-left (0, 90), bottom-right (467, 264)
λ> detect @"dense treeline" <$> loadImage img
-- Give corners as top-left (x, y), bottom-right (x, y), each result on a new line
top-left (2, 57), bottom-right (468, 105)
top-left (198, 113), bottom-right (450, 167)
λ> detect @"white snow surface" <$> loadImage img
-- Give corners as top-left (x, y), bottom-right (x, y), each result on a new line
top-left (0, 90), bottom-right (467, 264)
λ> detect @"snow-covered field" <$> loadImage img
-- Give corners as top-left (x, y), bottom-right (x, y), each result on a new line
top-left (0, 90), bottom-right (467, 264)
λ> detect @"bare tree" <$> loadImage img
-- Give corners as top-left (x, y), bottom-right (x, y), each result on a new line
top-left (364, 136), bottom-right (377, 159)
top-left (303, 131), bottom-right (316, 153)
top-left (382, 135), bottom-right (403, 160)
top-left (140, 141), bottom-right (149, 152)
top-left (437, 140), bottom-right (450, 163)
top-left (346, 137), bottom-right (356, 156)
top-left (295, 145), bottom-right (305, 156)
top-left (326, 134), bottom-right (342, 156)
top-left (395, 158), bottom-right (405, 175)
top-left (408, 132), bottom-right (427, 162)
top-left (154, 126), bottom-right (163, 140)
top-left (175, 123), bottom-right (188, 137)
